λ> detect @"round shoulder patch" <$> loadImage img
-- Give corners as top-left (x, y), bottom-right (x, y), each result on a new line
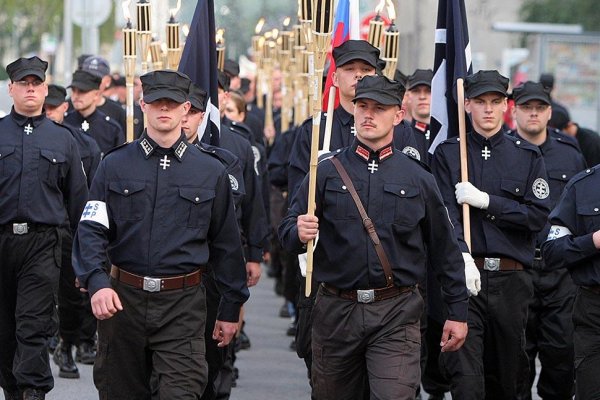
top-left (228, 174), bottom-right (239, 191)
top-left (532, 178), bottom-right (549, 200)
top-left (402, 146), bottom-right (421, 161)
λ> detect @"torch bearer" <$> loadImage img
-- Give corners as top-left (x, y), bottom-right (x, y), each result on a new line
top-left (166, 1), bottom-right (182, 70)
top-left (216, 29), bottom-right (226, 71)
top-left (305, 0), bottom-right (334, 297)
top-left (122, 1), bottom-right (136, 143)
top-left (367, 0), bottom-right (385, 50)
top-left (136, 0), bottom-right (152, 74)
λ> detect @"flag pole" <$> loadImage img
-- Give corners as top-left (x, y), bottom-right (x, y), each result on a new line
top-left (305, 0), bottom-right (334, 297)
top-left (457, 78), bottom-right (471, 251)
top-left (322, 85), bottom-right (336, 153)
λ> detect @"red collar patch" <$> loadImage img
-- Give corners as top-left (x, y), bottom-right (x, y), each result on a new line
top-left (355, 145), bottom-right (370, 161)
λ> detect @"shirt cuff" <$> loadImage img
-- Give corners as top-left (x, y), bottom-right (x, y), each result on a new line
top-left (446, 299), bottom-right (468, 322)
top-left (86, 270), bottom-right (111, 298)
top-left (246, 246), bottom-right (263, 263)
top-left (217, 301), bottom-right (243, 323)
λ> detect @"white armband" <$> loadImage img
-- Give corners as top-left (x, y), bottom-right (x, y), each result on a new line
top-left (80, 201), bottom-right (109, 229)
top-left (546, 225), bottom-right (572, 241)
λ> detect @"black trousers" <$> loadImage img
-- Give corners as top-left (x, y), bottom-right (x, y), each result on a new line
top-left (440, 270), bottom-right (533, 400)
top-left (57, 227), bottom-right (96, 346)
top-left (518, 268), bottom-right (575, 400)
top-left (94, 278), bottom-right (208, 400)
top-left (311, 286), bottom-right (422, 400)
top-left (572, 287), bottom-right (600, 400)
top-left (0, 227), bottom-right (60, 393)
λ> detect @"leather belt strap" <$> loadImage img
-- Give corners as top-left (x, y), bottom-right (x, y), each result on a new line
top-left (110, 265), bottom-right (202, 292)
top-left (330, 157), bottom-right (394, 287)
top-left (0, 222), bottom-right (54, 235)
top-left (322, 283), bottom-right (413, 303)
top-left (473, 257), bottom-right (524, 271)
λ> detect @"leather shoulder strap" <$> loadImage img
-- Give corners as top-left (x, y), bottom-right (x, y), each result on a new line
top-left (330, 157), bottom-right (394, 287)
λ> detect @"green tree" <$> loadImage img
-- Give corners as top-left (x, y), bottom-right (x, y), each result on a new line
top-left (520, 0), bottom-right (600, 31)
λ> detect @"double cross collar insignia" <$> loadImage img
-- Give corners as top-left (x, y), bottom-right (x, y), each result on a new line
top-left (354, 142), bottom-right (394, 174)
top-left (81, 120), bottom-right (90, 132)
top-left (481, 145), bottom-right (491, 160)
top-left (413, 121), bottom-right (430, 140)
top-left (159, 154), bottom-right (171, 170)
top-left (24, 124), bottom-right (33, 135)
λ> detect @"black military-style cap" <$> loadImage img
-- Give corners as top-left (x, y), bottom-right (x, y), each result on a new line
top-left (353, 75), bottom-right (403, 106)
top-left (217, 70), bottom-right (230, 91)
top-left (333, 40), bottom-right (380, 69)
top-left (464, 70), bottom-right (509, 98)
top-left (82, 56), bottom-right (110, 78)
top-left (77, 54), bottom-right (93, 69)
top-left (224, 59), bottom-right (240, 77)
top-left (111, 74), bottom-right (126, 87)
top-left (141, 70), bottom-right (191, 103)
top-left (45, 84), bottom-right (67, 106)
top-left (407, 69), bottom-right (433, 89)
top-left (6, 56), bottom-right (48, 82)
top-left (69, 70), bottom-right (102, 91)
top-left (539, 73), bottom-right (555, 90)
top-left (189, 83), bottom-right (208, 112)
top-left (512, 81), bottom-right (551, 105)
top-left (394, 69), bottom-right (408, 86)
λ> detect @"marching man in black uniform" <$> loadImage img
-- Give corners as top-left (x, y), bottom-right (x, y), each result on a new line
top-left (542, 164), bottom-right (600, 399)
top-left (431, 70), bottom-right (551, 399)
top-left (405, 69), bottom-right (433, 163)
top-left (0, 56), bottom-right (88, 400)
top-left (280, 75), bottom-right (469, 399)
top-left (509, 81), bottom-right (586, 400)
top-left (72, 70), bottom-right (249, 399)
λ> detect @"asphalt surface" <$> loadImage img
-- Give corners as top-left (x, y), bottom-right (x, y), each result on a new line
top-left (0, 270), bottom-right (544, 399)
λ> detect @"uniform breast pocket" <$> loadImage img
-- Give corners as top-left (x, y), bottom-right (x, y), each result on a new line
top-left (323, 178), bottom-right (358, 220)
top-left (108, 181), bottom-right (147, 221)
top-left (383, 183), bottom-right (424, 226)
top-left (0, 146), bottom-right (17, 178)
top-left (576, 202), bottom-right (600, 232)
top-left (39, 149), bottom-right (67, 186)
top-left (177, 187), bottom-right (215, 230)
top-left (499, 178), bottom-right (526, 200)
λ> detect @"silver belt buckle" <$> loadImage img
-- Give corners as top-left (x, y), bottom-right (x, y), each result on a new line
top-left (484, 258), bottom-right (500, 271)
top-left (357, 289), bottom-right (375, 303)
top-left (143, 277), bottom-right (162, 292)
top-left (13, 223), bottom-right (28, 235)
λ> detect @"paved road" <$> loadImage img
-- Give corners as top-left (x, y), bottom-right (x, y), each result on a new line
top-left (1, 270), bottom-right (543, 399)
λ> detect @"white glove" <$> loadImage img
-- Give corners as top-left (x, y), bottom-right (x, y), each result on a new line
top-left (455, 182), bottom-right (490, 209)
top-left (462, 252), bottom-right (481, 297)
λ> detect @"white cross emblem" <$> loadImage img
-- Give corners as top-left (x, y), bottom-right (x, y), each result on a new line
top-left (368, 160), bottom-right (379, 174)
top-left (425, 130), bottom-right (430, 140)
top-left (81, 120), bottom-right (90, 132)
top-left (481, 146), bottom-right (491, 160)
top-left (159, 155), bottom-right (171, 170)
top-left (24, 124), bottom-right (33, 135)
top-left (351, 124), bottom-right (357, 136)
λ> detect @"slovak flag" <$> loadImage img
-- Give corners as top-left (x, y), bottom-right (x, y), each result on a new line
top-left (322, 0), bottom-right (360, 110)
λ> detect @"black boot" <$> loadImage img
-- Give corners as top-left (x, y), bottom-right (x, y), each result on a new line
top-left (2, 389), bottom-right (21, 400)
top-left (75, 341), bottom-right (96, 365)
top-left (22, 388), bottom-right (45, 400)
top-left (53, 340), bottom-right (80, 379)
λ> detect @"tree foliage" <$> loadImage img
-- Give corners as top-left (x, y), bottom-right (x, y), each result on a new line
top-left (520, 0), bottom-right (600, 31)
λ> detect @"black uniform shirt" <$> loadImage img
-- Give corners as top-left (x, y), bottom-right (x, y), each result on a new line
top-left (0, 108), bottom-right (88, 232)
top-left (288, 106), bottom-right (420, 200)
top-left (431, 130), bottom-right (551, 267)
top-left (63, 124), bottom-right (101, 187)
top-left (411, 119), bottom-right (431, 165)
top-left (72, 132), bottom-right (249, 321)
top-left (542, 166), bottom-right (600, 284)
top-left (279, 139), bottom-right (469, 321)
top-left (64, 109), bottom-right (125, 157)
top-left (98, 97), bottom-right (127, 134)
top-left (508, 130), bottom-right (587, 247)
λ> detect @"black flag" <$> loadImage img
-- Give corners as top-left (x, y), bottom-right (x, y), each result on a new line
top-left (179, 0), bottom-right (220, 146)
top-left (429, 0), bottom-right (472, 154)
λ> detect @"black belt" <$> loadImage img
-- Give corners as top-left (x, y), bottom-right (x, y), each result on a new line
top-left (110, 265), bottom-right (203, 292)
top-left (581, 286), bottom-right (600, 295)
top-left (0, 222), bottom-right (55, 235)
top-left (321, 283), bottom-right (413, 304)
top-left (474, 257), bottom-right (524, 271)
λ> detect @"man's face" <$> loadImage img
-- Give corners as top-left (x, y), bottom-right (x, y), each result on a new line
top-left (407, 85), bottom-right (431, 122)
top-left (513, 100), bottom-right (552, 138)
top-left (217, 88), bottom-right (229, 114)
top-left (333, 60), bottom-right (376, 101)
top-left (71, 87), bottom-right (99, 113)
top-left (181, 108), bottom-right (205, 141)
top-left (353, 98), bottom-right (403, 148)
top-left (8, 75), bottom-right (48, 115)
top-left (224, 100), bottom-right (244, 123)
top-left (141, 98), bottom-right (190, 134)
top-left (465, 93), bottom-right (507, 136)
top-left (44, 102), bottom-right (68, 123)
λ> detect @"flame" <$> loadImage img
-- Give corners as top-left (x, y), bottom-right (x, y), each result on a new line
top-left (169, 0), bottom-right (182, 19)
top-left (122, 0), bottom-right (132, 22)
top-left (386, 0), bottom-right (396, 21)
top-left (255, 18), bottom-right (266, 35)
top-left (216, 29), bottom-right (225, 45)
top-left (271, 28), bottom-right (279, 39)
top-left (283, 16), bottom-right (291, 28)
top-left (264, 31), bottom-right (273, 40)
top-left (375, 0), bottom-right (385, 14)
